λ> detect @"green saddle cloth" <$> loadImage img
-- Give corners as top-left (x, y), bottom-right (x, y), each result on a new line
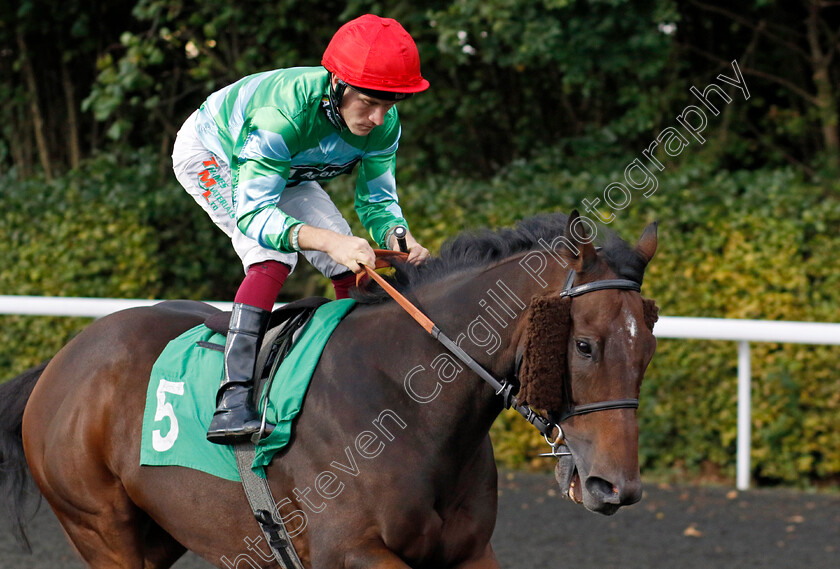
top-left (140, 299), bottom-right (355, 481)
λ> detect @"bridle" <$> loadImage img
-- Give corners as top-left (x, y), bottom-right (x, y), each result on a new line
top-left (536, 268), bottom-right (641, 456)
top-left (547, 268), bottom-right (642, 420)
top-left (360, 254), bottom-right (643, 459)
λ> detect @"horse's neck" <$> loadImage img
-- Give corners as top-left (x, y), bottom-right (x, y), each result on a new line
top-left (423, 254), bottom-right (566, 372)
top-left (403, 255), bottom-right (568, 447)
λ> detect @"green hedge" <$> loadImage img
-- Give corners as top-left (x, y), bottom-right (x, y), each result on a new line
top-left (0, 149), bottom-right (240, 374)
top-left (3, 147), bottom-right (839, 486)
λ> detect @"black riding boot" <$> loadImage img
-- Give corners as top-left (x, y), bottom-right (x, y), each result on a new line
top-left (206, 303), bottom-right (272, 444)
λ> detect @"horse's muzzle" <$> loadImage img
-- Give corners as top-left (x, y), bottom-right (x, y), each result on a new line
top-left (582, 475), bottom-right (642, 515)
top-left (555, 456), bottom-right (642, 515)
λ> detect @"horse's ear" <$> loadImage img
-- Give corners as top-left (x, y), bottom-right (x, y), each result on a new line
top-left (562, 210), bottom-right (598, 273)
top-left (635, 221), bottom-right (658, 265)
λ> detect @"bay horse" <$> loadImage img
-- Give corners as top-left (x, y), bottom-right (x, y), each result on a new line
top-left (0, 211), bottom-right (658, 569)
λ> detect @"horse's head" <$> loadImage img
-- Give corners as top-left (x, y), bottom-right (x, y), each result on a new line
top-left (518, 212), bottom-right (658, 515)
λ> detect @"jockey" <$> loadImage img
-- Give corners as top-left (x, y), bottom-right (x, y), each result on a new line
top-left (172, 14), bottom-right (430, 444)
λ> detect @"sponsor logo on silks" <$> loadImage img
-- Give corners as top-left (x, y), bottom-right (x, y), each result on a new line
top-left (290, 160), bottom-right (359, 182)
top-left (197, 155), bottom-right (235, 219)
top-left (198, 156), bottom-right (221, 195)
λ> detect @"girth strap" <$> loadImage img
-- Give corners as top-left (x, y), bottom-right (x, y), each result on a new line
top-left (234, 443), bottom-right (304, 569)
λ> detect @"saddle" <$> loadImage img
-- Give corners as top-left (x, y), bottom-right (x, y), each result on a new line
top-left (202, 296), bottom-right (331, 398)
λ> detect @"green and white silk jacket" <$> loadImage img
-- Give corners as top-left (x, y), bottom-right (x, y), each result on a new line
top-left (194, 66), bottom-right (407, 253)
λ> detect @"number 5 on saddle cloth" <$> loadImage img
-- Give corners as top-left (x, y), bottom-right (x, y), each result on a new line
top-left (140, 296), bottom-right (354, 480)
top-left (141, 296), bottom-right (352, 569)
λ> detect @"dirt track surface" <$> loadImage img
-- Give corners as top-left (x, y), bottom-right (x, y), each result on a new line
top-left (2, 470), bottom-right (839, 568)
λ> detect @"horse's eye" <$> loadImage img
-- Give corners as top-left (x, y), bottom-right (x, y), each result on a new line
top-left (575, 340), bottom-right (592, 357)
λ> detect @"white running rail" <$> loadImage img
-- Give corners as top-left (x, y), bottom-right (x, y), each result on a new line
top-left (654, 317), bottom-right (840, 490)
top-left (0, 295), bottom-right (234, 316)
top-left (2, 295), bottom-right (839, 490)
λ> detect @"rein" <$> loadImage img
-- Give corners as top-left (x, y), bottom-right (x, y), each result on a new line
top-left (359, 251), bottom-right (642, 457)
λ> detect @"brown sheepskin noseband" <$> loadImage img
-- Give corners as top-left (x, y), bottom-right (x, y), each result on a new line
top-left (642, 298), bottom-right (659, 331)
top-left (517, 293), bottom-right (571, 411)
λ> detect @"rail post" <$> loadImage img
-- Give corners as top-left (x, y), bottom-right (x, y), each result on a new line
top-left (736, 340), bottom-right (752, 490)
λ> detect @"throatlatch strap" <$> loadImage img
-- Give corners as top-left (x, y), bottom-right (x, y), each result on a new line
top-left (234, 443), bottom-right (304, 569)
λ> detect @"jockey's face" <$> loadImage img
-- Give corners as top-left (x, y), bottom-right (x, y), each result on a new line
top-left (334, 76), bottom-right (396, 136)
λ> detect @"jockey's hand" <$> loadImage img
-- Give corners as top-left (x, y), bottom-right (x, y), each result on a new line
top-left (297, 225), bottom-right (375, 273)
top-left (390, 230), bottom-right (430, 265)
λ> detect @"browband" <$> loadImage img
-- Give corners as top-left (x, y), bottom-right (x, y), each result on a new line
top-left (559, 270), bottom-right (640, 298)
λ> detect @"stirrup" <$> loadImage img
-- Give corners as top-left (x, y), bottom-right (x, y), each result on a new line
top-left (206, 416), bottom-right (274, 445)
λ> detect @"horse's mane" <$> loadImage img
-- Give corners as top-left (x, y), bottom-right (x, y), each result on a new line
top-left (354, 212), bottom-right (648, 304)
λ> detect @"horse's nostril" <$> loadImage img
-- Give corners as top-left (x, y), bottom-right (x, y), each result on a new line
top-left (622, 478), bottom-right (643, 505)
top-left (585, 476), bottom-right (620, 504)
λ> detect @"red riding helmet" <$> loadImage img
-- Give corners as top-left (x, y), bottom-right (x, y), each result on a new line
top-left (322, 14), bottom-right (430, 101)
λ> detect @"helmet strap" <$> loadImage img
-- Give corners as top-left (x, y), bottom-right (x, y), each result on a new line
top-left (323, 74), bottom-right (347, 130)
